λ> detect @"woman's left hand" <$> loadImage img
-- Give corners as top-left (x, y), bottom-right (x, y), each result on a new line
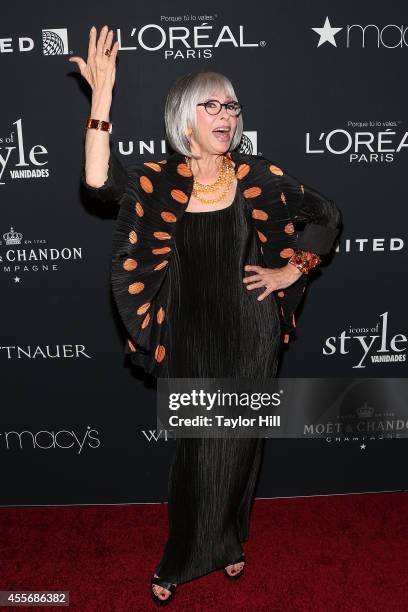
top-left (243, 263), bottom-right (303, 301)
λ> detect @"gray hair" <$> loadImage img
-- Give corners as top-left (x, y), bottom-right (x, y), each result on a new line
top-left (164, 71), bottom-right (243, 158)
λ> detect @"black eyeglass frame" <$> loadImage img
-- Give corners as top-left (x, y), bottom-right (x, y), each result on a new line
top-left (196, 99), bottom-right (244, 117)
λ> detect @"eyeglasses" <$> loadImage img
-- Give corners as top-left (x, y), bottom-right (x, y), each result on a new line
top-left (197, 99), bottom-right (243, 117)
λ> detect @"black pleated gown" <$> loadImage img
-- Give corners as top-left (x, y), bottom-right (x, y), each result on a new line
top-left (155, 185), bottom-right (282, 585)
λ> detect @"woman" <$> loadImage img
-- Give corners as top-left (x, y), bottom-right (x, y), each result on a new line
top-left (71, 25), bottom-right (341, 605)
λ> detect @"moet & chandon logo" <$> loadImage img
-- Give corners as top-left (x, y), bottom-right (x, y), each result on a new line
top-left (0, 225), bottom-right (83, 281)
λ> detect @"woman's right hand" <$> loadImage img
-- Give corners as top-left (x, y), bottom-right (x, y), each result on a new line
top-left (69, 25), bottom-right (119, 95)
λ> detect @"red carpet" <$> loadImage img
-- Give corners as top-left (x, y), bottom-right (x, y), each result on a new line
top-left (0, 492), bottom-right (407, 611)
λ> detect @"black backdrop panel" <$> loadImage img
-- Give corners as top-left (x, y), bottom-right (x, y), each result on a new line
top-left (1, 1), bottom-right (407, 505)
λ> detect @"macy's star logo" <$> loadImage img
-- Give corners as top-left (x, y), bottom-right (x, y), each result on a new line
top-left (311, 16), bottom-right (343, 47)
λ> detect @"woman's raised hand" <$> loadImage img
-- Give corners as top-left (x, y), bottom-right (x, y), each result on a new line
top-left (69, 25), bottom-right (119, 94)
top-left (74, 27), bottom-right (120, 189)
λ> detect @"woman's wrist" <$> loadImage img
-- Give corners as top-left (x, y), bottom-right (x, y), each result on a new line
top-left (90, 93), bottom-right (112, 121)
top-left (285, 261), bottom-right (303, 281)
top-left (90, 108), bottom-right (111, 122)
top-left (288, 249), bottom-right (321, 275)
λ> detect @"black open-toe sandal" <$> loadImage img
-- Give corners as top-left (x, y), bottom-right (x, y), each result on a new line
top-left (223, 552), bottom-right (246, 580)
top-left (151, 575), bottom-right (177, 606)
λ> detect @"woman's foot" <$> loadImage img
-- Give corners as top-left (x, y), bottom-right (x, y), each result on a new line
top-left (151, 573), bottom-right (177, 605)
top-left (223, 553), bottom-right (245, 579)
top-left (224, 560), bottom-right (245, 577)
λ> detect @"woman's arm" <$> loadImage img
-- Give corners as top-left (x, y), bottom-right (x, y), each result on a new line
top-left (69, 26), bottom-right (128, 203)
top-left (82, 80), bottom-right (128, 203)
top-left (278, 168), bottom-right (342, 255)
top-left (253, 162), bottom-right (342, 343)
top-left (81, 147), bottom-right (129, 204)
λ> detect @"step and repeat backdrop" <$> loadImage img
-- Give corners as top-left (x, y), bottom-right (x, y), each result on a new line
top-left (1, 1), bottom-right (407, 505)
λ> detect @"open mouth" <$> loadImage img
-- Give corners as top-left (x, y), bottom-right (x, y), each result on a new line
top-left (212, 127), bottom-right (231, 141)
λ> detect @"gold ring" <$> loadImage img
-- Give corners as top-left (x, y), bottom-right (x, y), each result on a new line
top-left (104, 48), bottom-right (112, 57)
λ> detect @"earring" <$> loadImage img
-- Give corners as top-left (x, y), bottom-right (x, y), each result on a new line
top-left (185, 127), bottom-right (193, 137)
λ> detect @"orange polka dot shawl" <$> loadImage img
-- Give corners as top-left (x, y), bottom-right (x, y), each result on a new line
top-left (82, 150), bottom-right (341, 375)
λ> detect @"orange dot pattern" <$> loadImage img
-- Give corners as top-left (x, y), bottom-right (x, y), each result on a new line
top-left (236, 163), bottom-right (250, 179)
top-left (141, 313), bottom-right (150, 329)
top-left (140, 176), bottom-right (153, 193)
top-left (153, 231), bottom-right (171, 240)
top-left (155, 345), bottom-right (166, 363)
top-left (270, 164), bottom-right (284, 176)
top-left (154, 260), bottom-right (168, 271)
top-left (127, 339), bottom-right (136, 352)
top-left (237, 156), bottom-right (308, 346)
top-left (257, 230), bottom-right (267, 243)
top-left (114, 151), bottom-right (310, 374)
top-left (161, 211), bottom-right (177, 223)
top-left (157, 307), bottom-right (165, 324)
top-left (113, 156), bottom-right (194, 371)
top-left (177, 163), bottom-right (193, 177)
top-left (123, 258), bottom-right (137, 271)
top-left (128, 281), bottom-right (144, 295)
top-left (152, 246), bottom-right (171, 255)
top-left (137, 302), bottom-right (150, 315)
top-left (243, 186), bottom-right (262, 199)
top-left (252, 209), bottom-right (268, 221)
top-left (171, 189), bottom-right (189, 204)
top-left (280, 248), bottom-right (295, 258)
top-left (143, 162), bottom-right (162, 172)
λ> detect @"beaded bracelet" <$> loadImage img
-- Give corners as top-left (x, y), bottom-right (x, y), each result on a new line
top-left (288, 249), bottom-right (321, 275)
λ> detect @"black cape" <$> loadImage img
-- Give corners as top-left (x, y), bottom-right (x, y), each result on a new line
top-left (82, 149), bottom-right (342, 376)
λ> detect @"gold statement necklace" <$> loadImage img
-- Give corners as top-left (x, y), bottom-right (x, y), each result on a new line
top-left (185, 154), bottom-right (236, 205)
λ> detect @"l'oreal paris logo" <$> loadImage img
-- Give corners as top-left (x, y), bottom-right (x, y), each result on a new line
top-left (305, 126), bottom-right (408, 163)
top-left (116, 22), bottom-right (261, 59)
